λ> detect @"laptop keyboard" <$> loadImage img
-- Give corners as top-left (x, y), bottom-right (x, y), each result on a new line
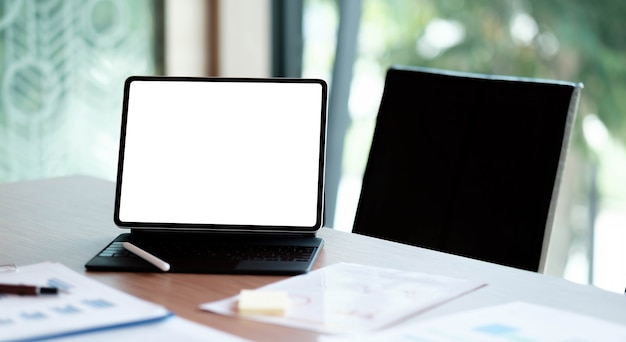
top-left (99, 241), bottom-right (316, 263)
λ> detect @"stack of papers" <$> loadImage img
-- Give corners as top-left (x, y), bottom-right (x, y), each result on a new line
top-left (0, 262), bottom-right (248, 341)
top-left (200, 262), bottom-right (486, 334)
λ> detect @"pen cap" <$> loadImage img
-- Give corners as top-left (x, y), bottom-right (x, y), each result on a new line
top-left (39, 287), bottom-right (59, 294)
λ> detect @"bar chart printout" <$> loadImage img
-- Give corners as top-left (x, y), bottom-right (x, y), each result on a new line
top-left (0, 262), bottom-right (170, 341)
top-left (318, 301), bottom-right (626, 342)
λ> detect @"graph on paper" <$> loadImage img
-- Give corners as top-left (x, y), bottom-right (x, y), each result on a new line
top-left (0, 262), bottom-right (169, 341)
top-left (318, 302), bottom-right (626, 342)
top-left (201, 262), bottom-right (486, 334)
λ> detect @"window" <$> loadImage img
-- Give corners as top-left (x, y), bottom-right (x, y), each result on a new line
top-left (302, 0), bottom-right (626, 292)
top-left (0, 0), bottom-right (163, 182)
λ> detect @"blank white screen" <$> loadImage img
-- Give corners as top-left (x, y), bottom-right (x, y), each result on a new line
top-left (117, 79), bottom-right (324, 228)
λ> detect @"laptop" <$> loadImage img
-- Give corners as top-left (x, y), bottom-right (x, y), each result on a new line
top-left (85, 76), bottom-right (327, 275)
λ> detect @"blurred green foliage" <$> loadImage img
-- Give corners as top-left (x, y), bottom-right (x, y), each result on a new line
top-left (357, 0), bottom-right (626, 147)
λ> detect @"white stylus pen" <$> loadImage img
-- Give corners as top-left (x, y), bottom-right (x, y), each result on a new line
top-left (122, 242), bottom-right (171, 272)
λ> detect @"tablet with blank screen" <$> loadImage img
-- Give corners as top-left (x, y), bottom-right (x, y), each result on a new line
top-left (85, 76), bottom-right (327, 275)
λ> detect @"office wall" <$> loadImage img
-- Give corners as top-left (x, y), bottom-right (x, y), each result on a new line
top-left (165, 0), bottom-right (271, 77)
top-left (165, 0), bottom-right (209, 76)
top-left (218, 0), bottom-right (271, 77)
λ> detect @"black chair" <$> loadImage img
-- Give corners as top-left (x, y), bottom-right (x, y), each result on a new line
top-left (352, 66), bottom-right (582, 272)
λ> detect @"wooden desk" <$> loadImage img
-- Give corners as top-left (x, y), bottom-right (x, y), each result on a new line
top-left (1, 176), bottom-right (625, 340)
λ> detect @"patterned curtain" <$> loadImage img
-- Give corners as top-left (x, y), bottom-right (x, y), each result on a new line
top-left (0, 0), bottom-right (162, 182)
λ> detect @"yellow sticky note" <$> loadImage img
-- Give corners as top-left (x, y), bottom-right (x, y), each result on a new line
top-left (238, 290), bottom-right (288, 316)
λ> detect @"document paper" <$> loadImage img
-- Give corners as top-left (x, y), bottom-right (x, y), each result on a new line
top-left (0, 262), bottom-right (171, 341)
top-left (200, 262), bottom-right (486, 334)
top-left (319, 301), bottom-right (626, 341)
top-left (0, 262), bottom-right (247, 341)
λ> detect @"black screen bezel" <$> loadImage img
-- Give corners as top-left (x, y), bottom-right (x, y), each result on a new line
top-left (113, 76), bottom-right (328, 233)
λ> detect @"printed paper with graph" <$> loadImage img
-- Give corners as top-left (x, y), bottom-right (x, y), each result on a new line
top-left (0, 261), bottom-right (170, 341)
top-left (200, 262), bottom-right (486, 334)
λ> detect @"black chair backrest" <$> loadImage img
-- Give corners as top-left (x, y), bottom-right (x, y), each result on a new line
top-left (353, 66), bottom-right (582, 272)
